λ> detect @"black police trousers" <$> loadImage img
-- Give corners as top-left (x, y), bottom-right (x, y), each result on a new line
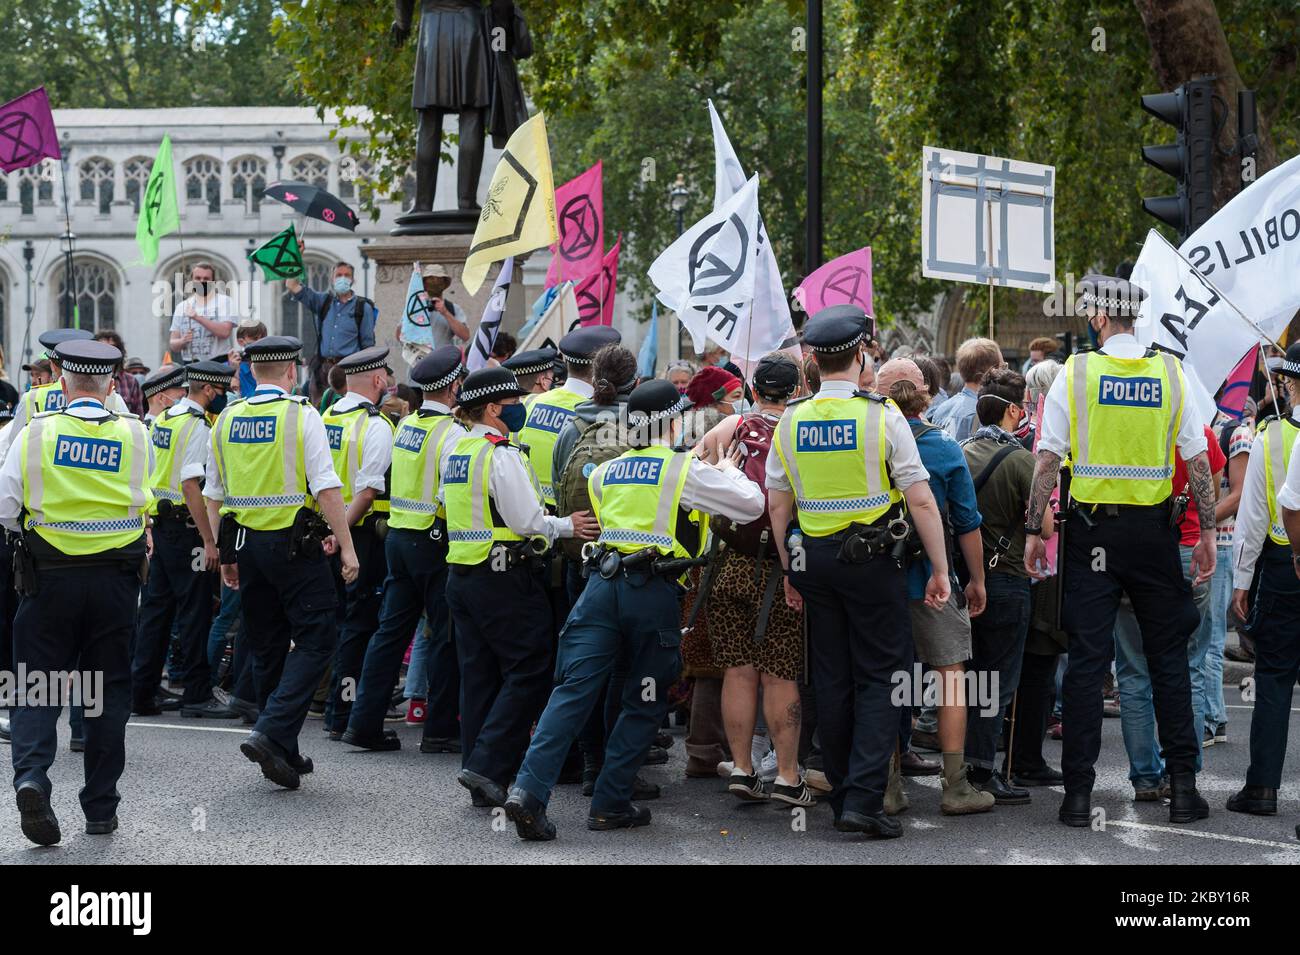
top-left (447, 559), bottom-right (553, 785)
top-left (10, 562), bottom-right (138, 822)
top-left (1243, 542), bottom-right (1300, 789)
top-left (326, 522), bottom-right (388, 733)
top-left (132, 519), bottom-right (216, 706)
top-left (790, 537), bottom-right (912, 818)
top-left (235, 527), bottom-right (338, 756)
top-left (1060, 507), bottom-right (1200, 794)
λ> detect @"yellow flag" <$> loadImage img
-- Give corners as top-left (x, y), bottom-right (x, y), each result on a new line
top-left (462, 112), bottom-right (557, 294)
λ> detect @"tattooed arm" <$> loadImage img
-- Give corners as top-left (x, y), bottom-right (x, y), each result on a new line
top-left (1185, 450), bottom-right (1218, 585)
top-left (1023, 449), bottom-right (1061, 577)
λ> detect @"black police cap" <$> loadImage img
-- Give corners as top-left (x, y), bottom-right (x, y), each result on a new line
top-left (1278, 342), bottom-right (1300, 380)
top-left (142, 364), bottom-right (187, 398)
top-left (243, 336), bottom-right (304, 363)
top-left (39, 327), bottom-right (94, 358)
top-left (803, 304), bottom-right (869, 353)
top-left (457, 367), bottom-right (528, 408)
top-left (502, 347), bottom-right (559, 377)
top-left (186, 360), bottom-right (233, 388)
top-left (410, 345), bottom-right (464, 391)
top-left (627, 379), bottom-right (691, 426)
top-left (559, 326), bottom-right (621, 364)
top-left (337, 345), bottom-right (392, 376)
top-left (1079, 273), bottom-right (1147, 319)
top-left (54, 340), bottom-right (120, 375)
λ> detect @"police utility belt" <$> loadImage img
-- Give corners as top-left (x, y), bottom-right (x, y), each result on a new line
top-left (1069, 496), bottom-right (1179, 531)
top-left (794, 505), bottom-right (917, 567)
top-left (580, 542), bottom-right (710, 581)
top-left (219, 507), bottom-right (330, 563)
top-left (154, 497), bottom-right (196, 526)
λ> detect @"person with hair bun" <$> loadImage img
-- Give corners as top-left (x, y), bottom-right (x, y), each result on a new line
top-left (960, 367), bottom-right (1057, 803)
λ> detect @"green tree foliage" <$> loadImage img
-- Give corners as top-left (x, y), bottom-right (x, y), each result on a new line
top-left (0, 0), bottom-right (299, 108)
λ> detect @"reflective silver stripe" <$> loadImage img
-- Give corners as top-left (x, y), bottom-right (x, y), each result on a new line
top-left (862, 400), bottom-right (885, 498)
top-left (25, 415), bottom-right (46, 526)
top-left (589, 462), bottom-right (606, 507)
top-left (165, 414), bottom-right (202, 497)
top-left (282, 400), bottom-right (301, 495)
top-left (599, 529), bottom-right (673, 549)
top-left (1071, 353), bottom-right (1090, 467)
top-left (1269, 420), bottom-right (1287, 537)
top-left (212, 406), bottom-right (234, 497)
top-left (425, 419), bottom-right (460, 503)
top-left (391, 497), bottom-right (440, 514)
top-left (651, 452), bottom-right (689, 544)
top-left (467, 442), bottom-right (493, 533)
top-left (777, 411), bottom-right (804, 498)
top-left (1161, 353), bottom-right (1181, 477)
top-left (126, 418), bottom-right (148, 518)
top-left (224, 494), bottom-right (307, 508)
top-left (345, 411), bottom-right (367, 496)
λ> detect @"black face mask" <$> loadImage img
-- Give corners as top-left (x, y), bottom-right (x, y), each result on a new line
top-left (208, 392), bottom-right (227, 415)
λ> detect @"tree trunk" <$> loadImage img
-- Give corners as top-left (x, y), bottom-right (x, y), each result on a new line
top-left (1133, 0), bottom-right (1278, 209)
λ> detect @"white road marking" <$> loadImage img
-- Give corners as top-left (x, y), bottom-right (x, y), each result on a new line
top-left (1106, 818), bottom-right (1300, 850)
top-left (127, 721), bottom-right (248, 735)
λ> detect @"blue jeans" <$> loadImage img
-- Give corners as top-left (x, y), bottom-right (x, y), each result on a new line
top-left (1113, 544), bottom-right (1209, 789)
top-left (1195, 546), bottom-right (1231, 731)
top-left (404, 618), bottom-right (431, 699)
top-left (207, 584), bottom-right (242, 678)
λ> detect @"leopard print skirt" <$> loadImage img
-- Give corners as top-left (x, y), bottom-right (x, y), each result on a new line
top-left (706, 548), bottom-right (804, 681)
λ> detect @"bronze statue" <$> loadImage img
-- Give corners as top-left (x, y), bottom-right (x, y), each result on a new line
top-left (391, 0), bottom-right (532, 234)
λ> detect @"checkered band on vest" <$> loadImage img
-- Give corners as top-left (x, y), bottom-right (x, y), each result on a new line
top-left (224, 493), bottom-right (307, 508)
top-left (27, 517), bottom-right (143, 534)
top-left (598, 529), bottom-right (674, 549)
top-left (391, 497), bottom-right (440, 514)
top-left (448, 529), bottom-right (493, 542)
top-left (796, 493), bottom-right (894, 512)
top-left (1071, 464), bottom-right (1173, 480)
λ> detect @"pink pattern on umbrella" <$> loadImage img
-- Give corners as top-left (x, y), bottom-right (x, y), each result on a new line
top-left (283, 191), bottom-right (298, 202)
top-left (322, 208), bottom-right (335, 222)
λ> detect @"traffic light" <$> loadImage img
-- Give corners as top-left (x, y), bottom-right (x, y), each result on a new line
top-left (1140, 76), bottom-right (1216, 241)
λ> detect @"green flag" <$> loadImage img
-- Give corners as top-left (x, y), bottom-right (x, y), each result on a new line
top-left (250, 224), bottom-right (304, 281)
top-left (135, 135), bottom-right (179, 264)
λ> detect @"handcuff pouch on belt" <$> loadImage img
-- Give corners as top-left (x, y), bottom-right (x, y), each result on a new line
top-left (218, 515), bottom-right (238, 565)
top-left (489, 536), bottom-right (548, 570)
top-left (288, 507), bottom-right (329, 560)
top-left (11, 531), bottom-right (35, 596)
top-left (837, 516), bottom-right (913, 567)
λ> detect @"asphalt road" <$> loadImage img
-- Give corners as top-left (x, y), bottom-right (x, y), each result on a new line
top-left (0, 684), bottom-right (1297, 865)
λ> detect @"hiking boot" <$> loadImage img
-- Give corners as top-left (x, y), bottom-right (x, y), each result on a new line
top-left (940, 755), bottom-right (994, 816)
top-left (884, 753), bottom-right (909, 816)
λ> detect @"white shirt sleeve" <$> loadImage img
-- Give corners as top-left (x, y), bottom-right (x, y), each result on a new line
top-left (179, 418), bottom-right (211, 483)
top-left (764, 437), bottom-right (792, 493)
top-left (356, 416), bottom-right (395, 494)
top-left (1277, 435), bottom-right (1300, 513)
top-left (1232, 440), bottom-right (1270, 589)
top-left (0, 425), bottom-right (27, 532)
top-left (884, 403), bottom-right (930, 490)
top-left (490, 445), bottom-right (572, 542)
top-left (203, 424), bottom-right (224, 502)
top-left (680, 457), bottom-right (765, 523)
top-left (300, 404), bottom-right (344, 497)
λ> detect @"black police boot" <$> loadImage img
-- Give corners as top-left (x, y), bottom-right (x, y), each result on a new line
top-left (287, 752), bottom-right (314, 775)
top-left (340, 727), bottom-right (400, 751)
top-left (581, 749), bottom-right (602, 797)
top-left (504, 786), bottom-right (557, 841)
top-left (1168, 772), bottom-right (1210, 823)
top-left (457, 769), bottom-right (507, 807)
top-left (588, 804), bottom-right (652, 831)
top-left (239, 731), bottom-right (301, 790)
top-left (1226, 785), bottom-right (1278, 816)
top-left (16, 781), bottom-right (60, 846)
top-left (1058, 791), bottom-right (1091, 827)
top-left (833, 810), bottom-right (902, 839)
top-left (970, 768), bottom-right (1031, 806)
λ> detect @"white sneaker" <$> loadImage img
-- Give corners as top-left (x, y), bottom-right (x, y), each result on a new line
top-left (750, 734), bottom-right (770, 771)
top-left (716, 760), bottom-right (735, 779)
top-left (758, 749), bottom-right (779, 783)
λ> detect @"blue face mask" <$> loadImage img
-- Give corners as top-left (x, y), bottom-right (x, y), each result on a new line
top-left (333, 276), bottom-right (353, 295)
top-left (498, 403), bottom-right (527, 434)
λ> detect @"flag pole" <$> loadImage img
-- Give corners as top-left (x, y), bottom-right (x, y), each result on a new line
top-left (1153, 230), bottom-right (1283, 351)
top-left (58, 156), bottom-right (75, 329)
top-left (1260, 341), bottom-right (1280, 418)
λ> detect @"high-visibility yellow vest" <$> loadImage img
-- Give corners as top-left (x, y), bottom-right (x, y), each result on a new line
top-left (1065, 350), bottom-right (1184, 505)
top-left (771, 392), bottom-right (902, 537)
top-left (321, 401), bottom-right (395, 520)
top-left (23, 382), bottom-right (65, 420)
top-left (147, 404), bottom-right (209, 516)
top-left (20, 409), bottom-right (151, 555)
top-left (444, 433), bottom-right (531, 564)
top-left (589, 444), bottom-right (707, 558)
top-left (518, 388), bottom-right (584, 506)
top-left (1260, 416), bottom-right (1299, 545)
top-left (388, 410), bottom-right (463, 531)
top-left (211, 394), bottom-right (311, 531)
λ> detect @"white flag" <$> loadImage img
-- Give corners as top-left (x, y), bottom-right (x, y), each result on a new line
top-left (649, 175), bottom-right (760, 355)
top-left (707, 100), bottom-right (796, 361)
top-left (466, 257), bottom-right (513, 372)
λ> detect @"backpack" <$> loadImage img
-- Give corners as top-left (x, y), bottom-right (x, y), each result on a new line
top-left (315, 294), bottom-right (374, 356)
top-left (555, 412), bottom-right (633, 560)
top-left (713, 412), bottom-right (778, 558)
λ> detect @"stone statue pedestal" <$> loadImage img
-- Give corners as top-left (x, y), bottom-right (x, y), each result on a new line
top-left (391, 208), bottom-right (481, 237)
top-left (364, 233), bottom-right (524, 364)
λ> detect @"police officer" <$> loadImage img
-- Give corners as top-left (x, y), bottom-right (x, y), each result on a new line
top-left (1024, 274), bottom-right (1216, 827)
top-left (140, 364), bottom-right (187, 427)
top-left (132, 360), bottom-right (231, 718)
top-left (441, 367), bottom-right (598, 808)
top-left (342, 346), bottom-right (465, 752)
top-left (503, 347), bottom-right (558, 398)
top-left (505, 379), bottom-right (764, 840)
top-left (320, 346), bottom-right (396, 738)
top-left (0, 329), bottom-right (131, 463)
top-left (518, 327), bottom-right (621, 509)
top-left (761, 305), bottom-right (949, 839)
top-left (0, 340), bottom-right (152, 844)
top-left (203, 335), bottom-right (359, 790)
top-left (1225, 342), bottom-right (1300, 817)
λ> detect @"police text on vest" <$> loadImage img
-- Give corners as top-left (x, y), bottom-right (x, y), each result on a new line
top-left (53, 436), bottom-right (123, 473)
top-left (1097, 375), bottom-right (1162, 408)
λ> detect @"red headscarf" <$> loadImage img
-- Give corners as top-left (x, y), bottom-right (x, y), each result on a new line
top-left (685, 365), bottom-right (741, 408)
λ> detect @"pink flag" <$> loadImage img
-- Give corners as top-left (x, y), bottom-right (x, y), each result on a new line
top-left (0, 87), bottom-right (61, 173)
top-left (575, 234), bottom-right (620, 327)
top-left (794, 246), bottom-right (873, 318)
top-left (1216, 348), bottom-right (1256, 419)
top-left (545, 161), bottom-right (604, 287)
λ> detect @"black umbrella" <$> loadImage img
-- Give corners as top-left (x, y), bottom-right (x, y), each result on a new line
top-left (263, 180), bottom-right (360, 232)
